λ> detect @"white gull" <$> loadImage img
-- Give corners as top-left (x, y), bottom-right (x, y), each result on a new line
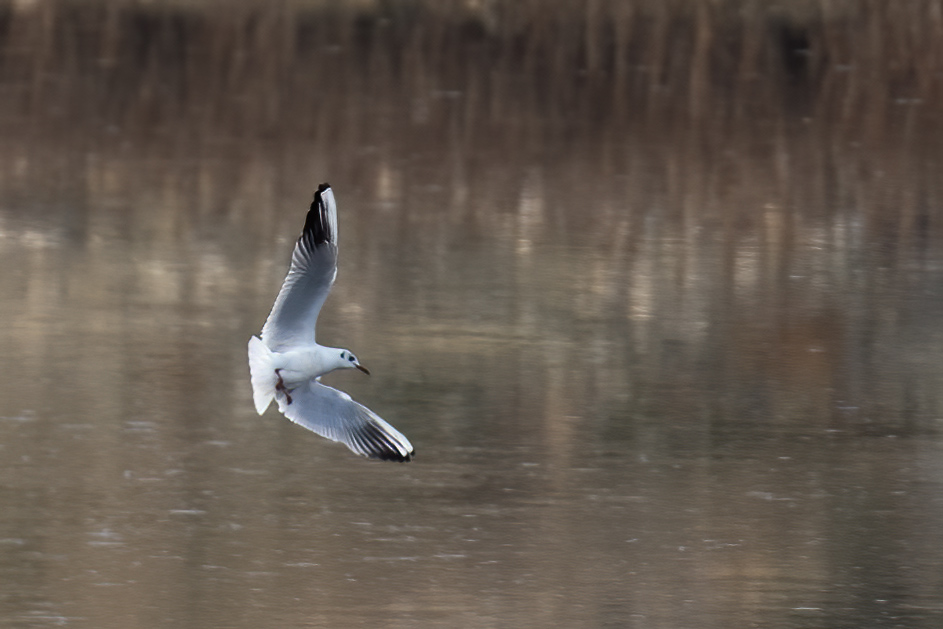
top-left (248, 183), bottom-right (414, 462)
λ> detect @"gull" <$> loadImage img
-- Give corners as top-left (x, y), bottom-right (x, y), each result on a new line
top-left (248, 183), bottom-right (414, 462)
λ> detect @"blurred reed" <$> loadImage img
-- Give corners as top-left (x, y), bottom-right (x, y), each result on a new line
top-left (0, 0), bottom-right (941, 251)
top-left (1, 0), bottom-right (938, 127)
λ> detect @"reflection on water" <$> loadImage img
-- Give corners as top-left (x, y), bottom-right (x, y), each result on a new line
top-left (2, 2), bottom-right (943, 627)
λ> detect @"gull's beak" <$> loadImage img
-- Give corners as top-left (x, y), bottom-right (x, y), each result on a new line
top-left (355, 363), bottom-right (371, 375)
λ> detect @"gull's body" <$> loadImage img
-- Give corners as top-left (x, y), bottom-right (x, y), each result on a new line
top-left (248, 183), bottom-right (414, 462)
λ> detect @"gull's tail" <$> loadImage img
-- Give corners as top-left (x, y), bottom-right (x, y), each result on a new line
top-left (248, 336), bottom-right (277, 415)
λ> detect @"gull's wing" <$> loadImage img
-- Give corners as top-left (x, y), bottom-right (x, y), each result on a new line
top-left (276, 380), bottom-right (414, 462)
top-left (261, 183), bottom-right (338, 352)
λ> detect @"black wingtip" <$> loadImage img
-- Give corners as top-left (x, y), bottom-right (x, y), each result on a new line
top-left (372, 451), bottom-right (414, 463)
top-left (301, 184), bottom-right (333, 248)
top-left (358, 422), bottom-right (414, 462)
top-left (362, 445), bottom-right (414, 462)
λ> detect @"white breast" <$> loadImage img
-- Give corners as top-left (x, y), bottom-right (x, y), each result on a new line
top-left (272, 345), bottom-right (334, 385)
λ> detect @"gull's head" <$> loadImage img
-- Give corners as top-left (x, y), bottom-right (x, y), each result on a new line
top-left (338, 350), bottom-right (370, 375)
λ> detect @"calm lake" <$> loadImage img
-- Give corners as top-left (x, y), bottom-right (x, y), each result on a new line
top-left (2, 2), bottom-right (943, 627)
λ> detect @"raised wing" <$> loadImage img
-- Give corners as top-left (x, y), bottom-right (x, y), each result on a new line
top-left (261, 183), bottom-right (339, 351)
top-left (276, 380), bottom-right (414, 462)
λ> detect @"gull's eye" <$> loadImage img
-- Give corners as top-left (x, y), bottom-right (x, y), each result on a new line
top-left (348, 355), bottom-right (356, 362)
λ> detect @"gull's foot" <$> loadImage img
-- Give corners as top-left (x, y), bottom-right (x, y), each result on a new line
top-left (275, 369), bottom-right (294, 405)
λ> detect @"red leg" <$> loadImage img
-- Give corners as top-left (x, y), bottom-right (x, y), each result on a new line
top-left (275, 369), bottom-right (294, 405)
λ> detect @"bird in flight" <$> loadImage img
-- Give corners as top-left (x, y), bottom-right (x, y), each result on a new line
top-left (248, 183), bottom-right (414, 461)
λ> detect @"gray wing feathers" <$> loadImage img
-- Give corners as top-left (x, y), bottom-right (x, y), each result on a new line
top-left (261, 185), bottom-right (339, 351)
top-left (276, 381), bottom-right (414, 462)
top-left (260, 242), bottom-right (336, 350)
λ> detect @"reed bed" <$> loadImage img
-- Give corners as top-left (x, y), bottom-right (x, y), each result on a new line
top-left (0, 0), bottom-right (939, 134)
top-left (0, 0), bottom-right (941, 248)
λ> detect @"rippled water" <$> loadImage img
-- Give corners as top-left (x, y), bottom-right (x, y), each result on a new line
top-left (2, 2), bottom-right (943, 628)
